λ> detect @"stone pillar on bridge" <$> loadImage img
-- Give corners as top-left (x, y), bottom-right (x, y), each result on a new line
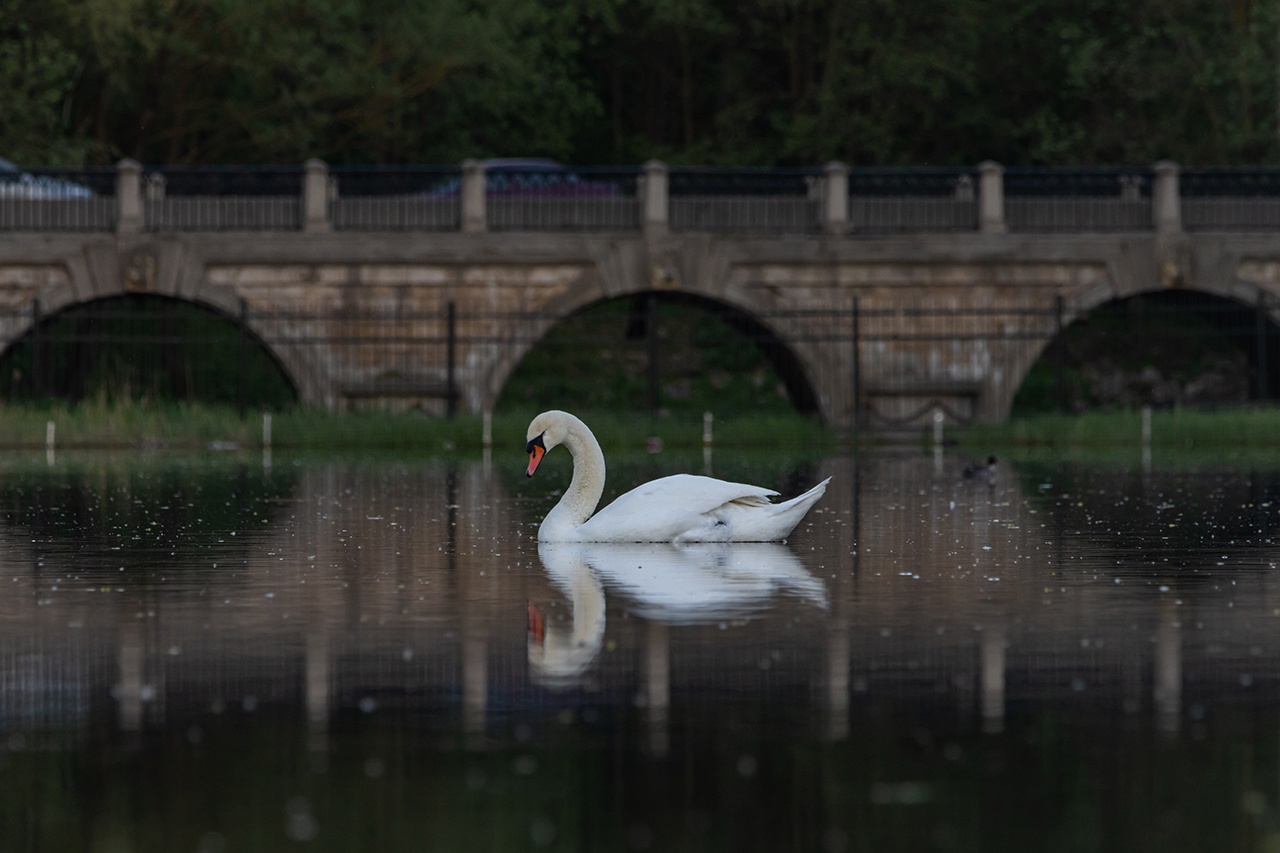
top-left (643, 160), bottom-right (669, 236)
top-left (978, 161), bottom-right (1005, 234)
top-left (1153, 160), bottom-right (1181, 233)
top-left (461, 159), bottom-right (486, 233)
top-left (823, 161), bottom-right (849, 236)
top-left (303, 159), bottom-right (331, 233)
top-left (116, 159), bottom-right (144, 234)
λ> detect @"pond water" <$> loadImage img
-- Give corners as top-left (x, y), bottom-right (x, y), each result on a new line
top-left (3, 447), bottom-right (1280, 851)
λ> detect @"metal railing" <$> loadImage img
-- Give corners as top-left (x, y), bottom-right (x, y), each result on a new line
top-left (146, 197), bottom-right (302, 231)
top-left (848, 197), bottom-right (977, 232)
top-left (840, 167), bottom-right (979, 233)
top-left (143, 165), bottom-right (304, 231)
top-left (330, 165), bottom-right (461, 231)
top-left (10, 160), bottom-right (1280, 235)
top-left (1004, 166), bottom-right (1153, 197)
top-left (489, 166), bottom-right (643, 232)
top-left (1178, 167), bottom-right (1280, 231)
top-left (1006, 198), bottom-right (1153, 232)
top-left (1003, 166), bottom-right (1154, 232)
top-left (0, 198), bottom-right (117, 232)
top-left (0, 165), bottom-right (117, 231)
top-left (669, 166), bottom-right (821, 233)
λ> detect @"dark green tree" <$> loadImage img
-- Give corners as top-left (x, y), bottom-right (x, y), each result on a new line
top-left (2, 0), bottom-right (1279, 167)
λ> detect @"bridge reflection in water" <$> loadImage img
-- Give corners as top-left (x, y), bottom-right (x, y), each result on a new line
top-left (1, 451), bottom-right (1279, 847)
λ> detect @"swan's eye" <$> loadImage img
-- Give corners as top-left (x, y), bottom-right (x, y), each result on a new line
top-left (525, 432), bottom-right (546, 454)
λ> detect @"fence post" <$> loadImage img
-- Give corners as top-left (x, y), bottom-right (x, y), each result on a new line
top-left (238, 299), bottom-right (248, 419)
top-left (31, 299), bottom-right (42, 398)
top-left (978, 161), bottom-right (1005, 234)
top-left (642, 160), bottom-right (669, 236)
top-left (116, 159), bottom-right (144, 234)
top-left (647, 293), bottom-right (661, 417)
top-left (822, 161), bottom-right (849, 236)
top-left (850, 295), bottom-right (860, 432)
top-left (446, 300), bottom-right (457, 420)
top-left (303, 159), bottom-right (331, 233)
top-left (1258, 290), bottom-right (1270, 402)
top-left (1153, 160), bottom-right (1181, 234)
top-left (461, 160), bottom-right (486, 233)
top-left (1054, 294), bottom-right (1065, 412)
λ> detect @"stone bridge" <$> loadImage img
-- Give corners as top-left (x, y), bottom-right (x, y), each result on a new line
top-left (4, 159), bottom-right (1280, 427)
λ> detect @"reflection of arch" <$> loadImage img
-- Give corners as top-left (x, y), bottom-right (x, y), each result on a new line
top-left (0, 293), bottom-right (299, 405)
top-left (488, 289), bottom-right (824, 418)
top-left (1007, 285), bottom-right (1280, 411)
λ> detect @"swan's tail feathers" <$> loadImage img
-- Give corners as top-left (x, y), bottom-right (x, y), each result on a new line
top-left (767, 476), bottom-right (832, 541)
top-left (780, 476), bottom-right (831, 512)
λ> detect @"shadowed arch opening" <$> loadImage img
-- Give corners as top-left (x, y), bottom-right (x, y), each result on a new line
top-left (0, 294), bottom-right (298, 408)
top-left (1014, 289), bottom-right (1280, 414)
top-left (495, 292), bottom-right (820, 418)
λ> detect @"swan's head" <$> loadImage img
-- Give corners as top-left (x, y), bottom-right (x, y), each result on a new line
top-left (525, 410), bottom-right (572, 477)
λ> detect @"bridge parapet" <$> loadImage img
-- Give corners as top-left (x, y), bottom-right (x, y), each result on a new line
top-left (13, 159), bottom-right (1280, 236)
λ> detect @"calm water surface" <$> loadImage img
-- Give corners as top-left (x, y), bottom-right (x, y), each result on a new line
top-left (3, 448), bottom-right (1280, 851)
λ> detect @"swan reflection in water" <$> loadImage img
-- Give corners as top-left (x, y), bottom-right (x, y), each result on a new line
top-left (527, 540), bottom-right (828, 687)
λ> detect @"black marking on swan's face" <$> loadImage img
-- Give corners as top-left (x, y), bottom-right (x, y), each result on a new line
top-left (525, 431), bottom-right (548, 478)
top-left (526, 432), bottom-right (546, 455)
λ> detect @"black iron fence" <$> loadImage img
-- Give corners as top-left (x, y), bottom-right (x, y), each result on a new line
top-left (0, 291), bottom-right (1276, 426)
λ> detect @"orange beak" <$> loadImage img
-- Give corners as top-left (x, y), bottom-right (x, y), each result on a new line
top-left (526, 443), bottom-right (545, 477)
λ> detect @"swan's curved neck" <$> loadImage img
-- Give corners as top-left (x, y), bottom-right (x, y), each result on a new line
top-left (539, 415), bottom-right (606, 540)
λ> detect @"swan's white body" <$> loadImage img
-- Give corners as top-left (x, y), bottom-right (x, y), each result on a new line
top-left (525, 410), bottom-right (830, 543)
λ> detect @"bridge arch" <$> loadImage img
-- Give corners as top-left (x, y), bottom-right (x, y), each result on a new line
top-left (486, 289), bottom-right (827, 420)
top-left (1004, 281), bottom-right (1280, 413)
top-left (0, 292), bottom-right (301, 407)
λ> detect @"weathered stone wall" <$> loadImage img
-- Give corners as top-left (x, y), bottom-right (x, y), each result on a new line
top-left (207, 261), bottom-right (600, 411)
top-left (1, 229), bottom-right (1279, 425)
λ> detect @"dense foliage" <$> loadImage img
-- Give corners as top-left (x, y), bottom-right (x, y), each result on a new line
top-left (3, 0), bottom-right (1279, 168)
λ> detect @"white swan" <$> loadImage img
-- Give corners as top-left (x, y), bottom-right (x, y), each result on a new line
top-left (525, 410), bottom-right (830, 543)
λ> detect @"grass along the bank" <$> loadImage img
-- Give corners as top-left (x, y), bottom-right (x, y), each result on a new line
top-left (0, 402), bottom-right (838, 454)
top-left (278, 408), bottom-right (838, 454)
top-left (956, 407), bottom-right (1280, 451)
top-left (16, 401), bottom-right (1280, 457)
top-left (0, 402), bottom-right (261, 449)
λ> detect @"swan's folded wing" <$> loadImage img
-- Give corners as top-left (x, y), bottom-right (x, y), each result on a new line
top-left (578, 474), bottom-right (779, 541)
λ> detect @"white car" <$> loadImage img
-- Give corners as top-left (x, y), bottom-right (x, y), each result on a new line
top-left (0, 157), bottom-right (93, 198)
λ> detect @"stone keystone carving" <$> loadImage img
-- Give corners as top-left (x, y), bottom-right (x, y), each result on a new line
top-left (123, 247), bottom-right (158, 292)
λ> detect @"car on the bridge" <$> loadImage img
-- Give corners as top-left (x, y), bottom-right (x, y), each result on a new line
top-left (0, 158), bottom-right (94, 198)
top-left (426, 158), bottom-right (621, 198)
